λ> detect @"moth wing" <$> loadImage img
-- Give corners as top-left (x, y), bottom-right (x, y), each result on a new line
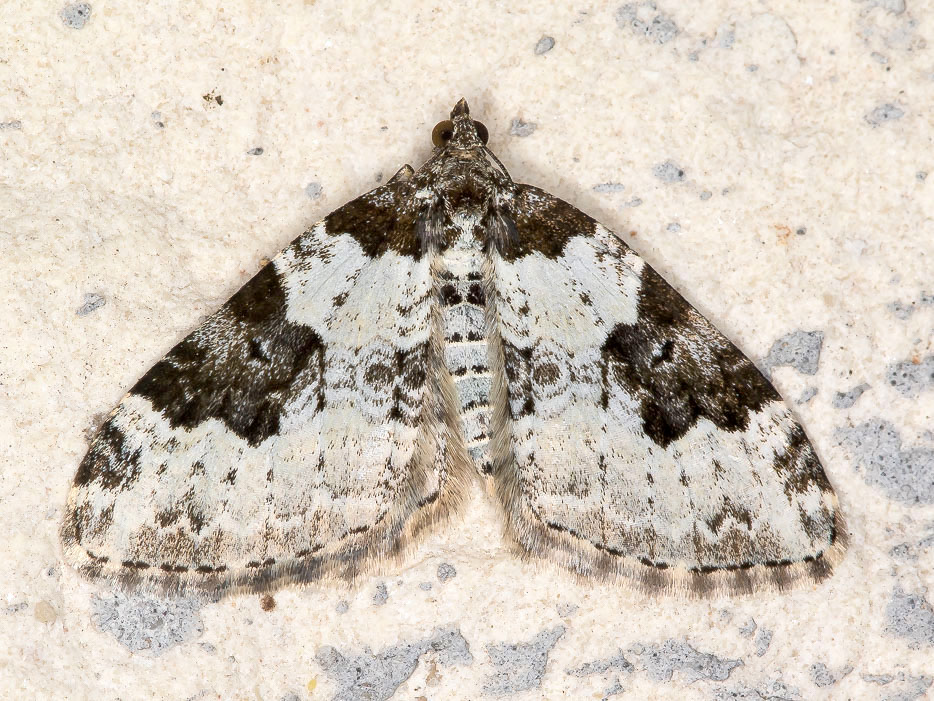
top-left (62, 175), bottom-right (469, 596)
top-left (489, 185), bottom-right (846, 595)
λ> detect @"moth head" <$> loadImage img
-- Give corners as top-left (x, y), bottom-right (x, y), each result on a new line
top-left (431, 98), bottom-right (489, 149)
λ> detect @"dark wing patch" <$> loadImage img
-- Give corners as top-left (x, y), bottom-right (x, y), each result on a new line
top-left (602, 266), bottom-right (780, 448)
top-left (500, 185), bottom-right (597, 261)
top-left (323, 177), bottom-right (420, 258)
top-left (131, 263), bottom-right (325, 447)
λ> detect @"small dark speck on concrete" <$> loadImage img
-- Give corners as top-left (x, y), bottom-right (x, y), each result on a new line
top-left (5, 602), bottom-right (28, 614)
top-left (865, 103), bottom-right (905, 126)
top-left (317, 625), bottom-right (472, 701)
top-left (76, 292), bottom-right (105, 316)
top-left (917, 171), bottom-right (928, 182)
top-left (746, 64), bottom-right (759, 72)
top-left (483, 626), bottom-right (565, 695)
top-left (305, 182), bottom-right (323, 200)
top-left (760, 330), bottom-right (823, 379)
top-left (199, 642), bottom-right (216, 654)
top-left (753, 629), bottom-right (772, 657)
top-left (666, 222), bottom-right (681, 233)
top-left (335, 600), bottom-right (349, 614)
top-left (0, 120), bottom-right (23, 130)
top-left (437, 562), bottom-right (457, 582)
top-left (567, 649), bottom-right (633, 677)
top-left (419, 582), bottom-right (432, 591)
top-left (700, 190), bottom-right (712, 200)
top-left (373, 582), bottom-right (389, 605)
top-left (534, 36), bottom-right (555, 55)
top-left (60, 3), bottom-right (91, 29)
top-left (796, 226), bottom-right (807, 235)
top-left (616, 3), bottom-right (679, 44)
top-left (247, 147), bottom-right (264, 156)
top-left (629, 639), bottom-right (742, 683)
top-left (151, 111), bottom-right (165, 129)
top-left (810, 662), bottom-right (853, 687)
top-left (738, 618), bottom-right (757, 638)
top-left (836, 419), bottom-right (934, 505)
top-left (653, 160), bottom-right (686, 182)
top-left (833, 383), bottom-right (870, 409)
top-left (556, 602), bottom-right (578, 617)
top-left (886, 587), bottom-right (934, 647)
top-left (510, 118), bottom-right (537, 138)
top-left (886, 356), bottom-right (934, 398)
top-left (797, 386), bottom-right (818, 404)
top-left (91, 593), bottom-right (203, 656)
top-left (592, 183), bottom-right (626, 193)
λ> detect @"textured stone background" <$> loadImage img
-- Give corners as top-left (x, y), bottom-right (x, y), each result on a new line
top-left (1, 0), bottom-right (932, 699)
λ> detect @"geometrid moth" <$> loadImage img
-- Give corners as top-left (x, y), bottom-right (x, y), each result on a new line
top-left (62, 100), bottom-right (846, 598)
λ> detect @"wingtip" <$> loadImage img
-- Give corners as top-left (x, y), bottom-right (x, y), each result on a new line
top-left (451, 98), bottom-right (470, 118)
top-left (388, 164), bottom-right (415, 183)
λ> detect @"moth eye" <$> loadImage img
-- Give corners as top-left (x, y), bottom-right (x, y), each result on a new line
top-left (431, 120), bottom-right (455, 147)
top-left (473, 120), bottom-right (489, 145)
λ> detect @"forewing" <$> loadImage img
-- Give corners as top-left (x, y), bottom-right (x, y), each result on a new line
top-left (489, 185), bottom-right (846, 595)
top-left (62, 177), bottom-right (469, 596)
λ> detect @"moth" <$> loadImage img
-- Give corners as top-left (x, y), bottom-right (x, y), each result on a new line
top-left (62, 99), bottom-right (846, 597)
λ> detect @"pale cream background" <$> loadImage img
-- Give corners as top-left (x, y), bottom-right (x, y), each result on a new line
top-left (1, 0), bottom-right (933, 699)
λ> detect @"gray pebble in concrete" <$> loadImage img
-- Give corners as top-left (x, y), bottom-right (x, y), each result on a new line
top-left (534, 36), bottom-right (555, 55)
top-left (509, 119), bottom-right (537, 138)
top-left (886, 587), bottom-right (934, 648)
top-left (653, 160), bottom-right (686, 182)
top-left (865, 103), bottom-right (905, 126)
top-left (836, 419), bottom-right (934, 505)
top-left (833, 383), bottom-right (870, 408)
top-left (91, 593), bottom-right (203, 656)
top-left (483, 626), bottom-right (565, 696)
top-left (437, 562), bottom-right (457, 582)
top-left (760, 330), bottom-right (823, 378)
top-left (60, 3), bottom-right (91, 29)
top-left (630, 639), bottom-right (742, 683)
top-left (316, 625), bottom-right (472, 701)
top-left (886, 356), bottom-right (934, 398)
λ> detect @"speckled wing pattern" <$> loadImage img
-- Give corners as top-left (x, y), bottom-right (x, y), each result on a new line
top-left (62, 100), bottom-right (845, 597)
top-left (62, 170), bottom-right (472, 595)
top-left (488, 187), bottom-right (847, 595)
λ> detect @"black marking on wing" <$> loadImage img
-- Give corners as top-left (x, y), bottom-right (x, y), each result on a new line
top-left (601, 266), bottom-right (780, 448)
top-left (324, 177), bottom-right (420, 258)
top-left (771, 424), bottom-right (832, 497)
top-left (542, 514), bottom-right (840, 574)
top-left (73, 421), bottom-right (142, 488)
top-left (499, 185), bottom-right (597, 261)
top-left (131, 263), bottom-right (325, 447)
